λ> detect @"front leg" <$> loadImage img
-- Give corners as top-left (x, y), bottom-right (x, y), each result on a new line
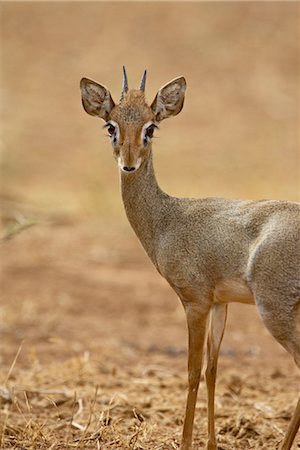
top-left (205, 304), bottom-right (228, 450)
top-left (180, 295), bottom-right (211, 450)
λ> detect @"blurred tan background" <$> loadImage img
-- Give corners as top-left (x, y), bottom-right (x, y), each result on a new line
top-left (2, 2), bottom-right (299, 224)
top-left (1, 4), bottom-right (300, 448)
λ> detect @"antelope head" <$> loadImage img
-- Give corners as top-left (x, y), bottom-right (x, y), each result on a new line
top-left (80, 67), bottom-right (186, 173)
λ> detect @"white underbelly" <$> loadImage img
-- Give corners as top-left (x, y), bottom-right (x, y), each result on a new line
top-left (214, 279), bottom-right (255, 305)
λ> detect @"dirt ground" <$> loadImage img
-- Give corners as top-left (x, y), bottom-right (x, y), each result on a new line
top-left (1, 2), bottom-right (299, 449)
top-left (0, 220), bottom-right (299, 449)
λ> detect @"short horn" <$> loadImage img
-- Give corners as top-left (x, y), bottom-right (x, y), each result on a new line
top-left (140, 69), bottom-right (147, 92)
top-left (121, 65), bottom-right (129, 99)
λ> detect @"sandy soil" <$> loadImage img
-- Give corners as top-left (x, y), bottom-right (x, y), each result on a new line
top-left (0, 220), bottom-right (299, 449)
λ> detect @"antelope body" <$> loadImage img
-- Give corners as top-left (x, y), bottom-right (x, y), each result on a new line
top-left (80, 68), bottom-right (300, 450)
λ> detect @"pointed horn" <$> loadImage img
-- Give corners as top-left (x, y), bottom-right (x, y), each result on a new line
top-left (121, 65), bottom-right (129, 99)
top-left (140, 69), bottom-right (147, 92)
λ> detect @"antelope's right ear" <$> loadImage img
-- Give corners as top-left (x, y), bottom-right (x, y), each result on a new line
top-left (80, 78), bottom-right (115, 121)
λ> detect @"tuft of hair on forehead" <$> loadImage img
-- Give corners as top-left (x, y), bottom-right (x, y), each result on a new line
top-left (120, 89), bottom-right (147, 106)
top-left (111, 89), bottom-right (153, 125)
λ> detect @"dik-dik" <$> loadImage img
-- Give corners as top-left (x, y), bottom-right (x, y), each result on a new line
top-left (80, 68), bottom-right (300, 450)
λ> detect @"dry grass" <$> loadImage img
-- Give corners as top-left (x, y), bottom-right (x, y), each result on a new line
top-left (0, 338), bottom-right (299, 450)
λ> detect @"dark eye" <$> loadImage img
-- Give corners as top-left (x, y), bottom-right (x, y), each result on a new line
top-left (145, 125), bottom-right (155, 139)
top-left (107, 124), bottom-right (115, 136)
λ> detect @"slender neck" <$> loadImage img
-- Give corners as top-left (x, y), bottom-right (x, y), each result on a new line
top-left (120, 150), bottom-right (167, 261)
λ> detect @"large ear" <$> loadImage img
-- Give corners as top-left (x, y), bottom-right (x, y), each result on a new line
top-left (80, 78), bottom-right (115, 121)
top-left (151, 77), bottom-right (186, 122)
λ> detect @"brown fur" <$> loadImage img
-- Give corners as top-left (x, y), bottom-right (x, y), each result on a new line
top-left (80, 73), bottom-right (300, 450)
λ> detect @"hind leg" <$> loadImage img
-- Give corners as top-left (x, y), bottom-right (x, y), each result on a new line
top-left (278, 303), bottom-right (300, 450)
top-left (281, 399), bottom-right (300, 450)
top-left (256, 296), bottom-right (300, 368)
top-left (255, 296), bottom-right (300, 450)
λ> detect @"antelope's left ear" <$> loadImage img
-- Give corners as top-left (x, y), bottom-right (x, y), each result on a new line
top-left (80, 78), bottom-right (115, 121)
top-left (151, 77), bottom-right (186, 122)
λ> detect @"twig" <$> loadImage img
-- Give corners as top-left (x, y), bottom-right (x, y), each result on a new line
top-left (23, 390), bottom-right (31, 414)
top-left (5, 340), bottom-right (24, 385)
top-left (71, 421), bottom-right (85, 432)
top-left (66, 391), bottom-right (77, 448)
top-left (75, 385), bottom-right (99, 448)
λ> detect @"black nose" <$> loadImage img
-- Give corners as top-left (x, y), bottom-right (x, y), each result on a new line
top-left (123, 166), bottom-right (136, 172)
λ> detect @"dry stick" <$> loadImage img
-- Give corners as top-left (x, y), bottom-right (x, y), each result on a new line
top-left (46, 395), bottom-right (69, 437)
top-left (105, 393), bottom-right (119, 425)
top-left (66, 391), bottom-right (77, 448)
top-left (85, 385), bottom-right (99, 431)
top-left (5, 340), bottom-right (24, 386)
top-left (23, 391), bottom-right (31, 414)
top-left (75, 385), bottom-right (99, 448)
top-left (72, 398), bottom-right (84, 432)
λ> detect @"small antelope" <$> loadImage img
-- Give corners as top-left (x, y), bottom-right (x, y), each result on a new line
top-left (80, 68), bottom-right (300, 450)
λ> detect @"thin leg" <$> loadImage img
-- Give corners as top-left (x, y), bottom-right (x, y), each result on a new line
top-left (255, 293), bottom-right (300, 450)
top-left (181, 302), bottom-right (210, 450)
top-left (280, 352), bottom-right (300, 450)
top-left (280, 398), bottom-right (300, 450)
top-left (205, 304), bottom-right (228, 450)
